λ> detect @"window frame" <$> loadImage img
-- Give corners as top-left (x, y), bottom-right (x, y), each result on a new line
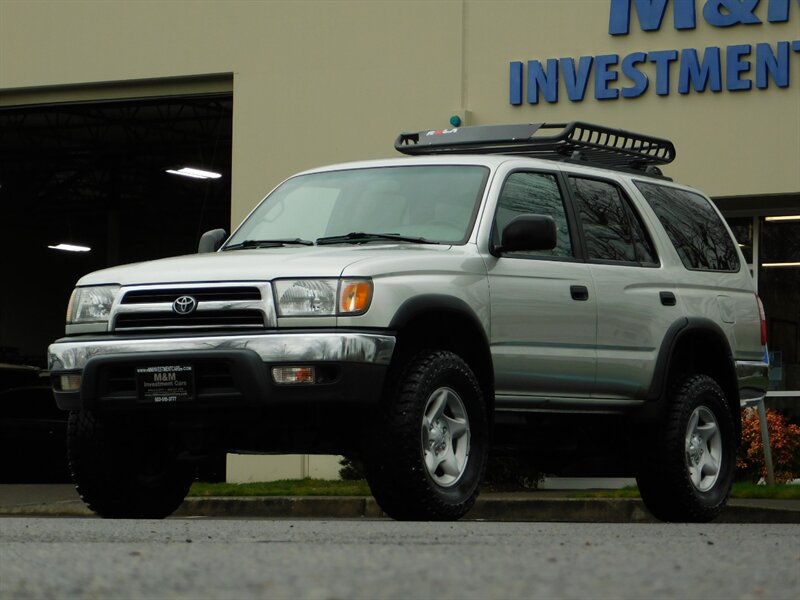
top-left (227, 164), bottom-right (491, 248)
top-left (633, 178), bottom-right (741, 273)
top-left (565, 174), bottom-right (661, 269)
top-left (489, 168), bottom-right (585, 263)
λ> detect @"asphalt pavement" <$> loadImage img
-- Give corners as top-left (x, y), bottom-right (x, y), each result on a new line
top-left (1, 484), bottom-right (799, 522)
top-left (4, 519), bottom-right (799, 600)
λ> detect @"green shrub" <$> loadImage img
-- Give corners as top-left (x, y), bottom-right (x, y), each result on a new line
top-left (737, 408), bottom-right (800, 483)
top-left (338, 456), bottom-right (365, 480)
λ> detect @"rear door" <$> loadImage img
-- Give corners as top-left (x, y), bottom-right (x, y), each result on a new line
top-left (566, 174), bottom-right (679, 400)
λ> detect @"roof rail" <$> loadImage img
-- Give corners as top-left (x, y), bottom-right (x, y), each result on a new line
top-left (394, 122), bottom-right (676, 172)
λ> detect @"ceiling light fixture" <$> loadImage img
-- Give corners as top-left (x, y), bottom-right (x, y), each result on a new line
top-left (48, 243), bottom-right (91, 252)
top-left (165, 167), bottom-right (222, 180)
top-left (765, 215), bottom-right (800, 222)
top-left (762, 262), bottom-right (800, 268)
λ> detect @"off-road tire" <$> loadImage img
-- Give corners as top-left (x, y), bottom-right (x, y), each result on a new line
top-left (636, 374), bottom-right (736, 522)
top-left (67, 410), bottom-right (195, 519)
top-left (364, 350), bottom-right (488, 521)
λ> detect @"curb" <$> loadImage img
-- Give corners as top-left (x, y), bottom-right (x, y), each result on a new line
top-left (175, 496), bottom-right (385, 519)
top-left (0, 500), bottom-right (93, 517)
top-left (173, 496), bottom-right (800, 523)
top-left (3, 496), bottom-right (799, 523)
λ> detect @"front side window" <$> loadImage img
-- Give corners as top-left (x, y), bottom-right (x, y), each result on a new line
top-left (492, 171), bottom-right (573, 258)
top-left (636, 181), bottom-right (740, 272)
top-left (570, 177), bottom-right (657, 265)
top-left (227, 165), bottom-right (489, 246)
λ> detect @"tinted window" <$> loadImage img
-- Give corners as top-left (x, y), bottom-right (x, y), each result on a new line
top-left (493, 172), bottom-right (573, 258)
top-left (570, 177), bottom-right (657, 264)
top-left (635, 181), bottom-right (740, 272)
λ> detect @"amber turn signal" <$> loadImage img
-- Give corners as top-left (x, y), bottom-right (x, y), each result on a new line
top-left (339, 279), bottom-right (372, 315)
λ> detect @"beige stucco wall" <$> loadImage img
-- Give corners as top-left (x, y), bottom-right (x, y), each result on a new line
top-left (226, 454), bottom-right (342, 483)
top-left (2, 0), bottom-right (798, 227)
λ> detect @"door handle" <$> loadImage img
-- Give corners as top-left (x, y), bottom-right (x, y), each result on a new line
top-left (570, 285), bottom-right (589, 301)
top-left (660, 291), bottom-right (677, 306)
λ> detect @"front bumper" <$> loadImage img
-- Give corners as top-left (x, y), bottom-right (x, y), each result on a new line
top-left (48, 331), bottom-right (395, 411)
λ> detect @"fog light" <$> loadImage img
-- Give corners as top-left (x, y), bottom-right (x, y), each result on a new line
top-left (60, 374), bottom-right (82, 391)
top-left (272, 366), bottom-right (316, 384)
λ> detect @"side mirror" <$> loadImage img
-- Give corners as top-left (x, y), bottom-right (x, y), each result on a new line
top-left (494, 215), bottom-right (557, 255)
top-left (198, 229), bottom-right (228, 253)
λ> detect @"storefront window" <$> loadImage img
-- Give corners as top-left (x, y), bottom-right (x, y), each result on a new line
top-left (728, 216), bottom-right (800, 392)
top-left (759, 218), bottom-right (800, 391)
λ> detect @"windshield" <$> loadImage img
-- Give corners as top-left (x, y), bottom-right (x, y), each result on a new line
top-left (226, 165), bottom-right (490, 247)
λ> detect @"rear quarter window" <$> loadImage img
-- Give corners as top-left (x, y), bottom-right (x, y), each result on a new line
top-left (634, 181), bottom-right (740, 272)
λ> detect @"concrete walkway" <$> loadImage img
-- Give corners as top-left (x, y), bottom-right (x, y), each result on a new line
top-left (2, 484), bottom-right (799, 523)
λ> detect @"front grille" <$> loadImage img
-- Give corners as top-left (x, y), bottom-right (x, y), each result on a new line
top-left (121, 286), bottom-right (262, 304)
top-left (112, 283), bottom-right (273, 332)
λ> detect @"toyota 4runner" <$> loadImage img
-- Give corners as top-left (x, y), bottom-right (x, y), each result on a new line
top-left (48, 122), bottom-right (769, 521)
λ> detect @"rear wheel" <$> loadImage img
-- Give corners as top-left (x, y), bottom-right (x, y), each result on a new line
top-left (364, 350), bottom-right (488, 520)
top-left (67, 410), bottom-right (195, 519)
top-left (636, 374), bottom-right (736, 522)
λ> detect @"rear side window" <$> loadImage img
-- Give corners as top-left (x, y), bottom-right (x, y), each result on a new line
top-left (635, 181), bottom-right (740, 272)
top-left (569, 177), bottom-right (657, 265)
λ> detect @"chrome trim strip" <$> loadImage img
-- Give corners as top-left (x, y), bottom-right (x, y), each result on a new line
top-left (736, 359), bottom-right (769, 402)
top-left (115, 301), bottom-right (268, 314)
top-left (48, 332), bottom-right (396, 370)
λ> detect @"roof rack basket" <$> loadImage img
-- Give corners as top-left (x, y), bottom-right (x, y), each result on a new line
top-left (395, 122), bottom-right (676, 172)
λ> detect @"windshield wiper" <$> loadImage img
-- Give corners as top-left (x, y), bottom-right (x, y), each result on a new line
top-left (316, 232), bottom-right (438, 245)
top-left (223, 238), bottom-right (314, 250)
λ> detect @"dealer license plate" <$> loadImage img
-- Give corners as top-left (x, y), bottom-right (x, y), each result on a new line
top-left (136, 365), bottom-right (194, 403)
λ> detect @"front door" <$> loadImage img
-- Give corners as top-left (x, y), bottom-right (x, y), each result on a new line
top-left (486, 170), bottom-right (597, 404)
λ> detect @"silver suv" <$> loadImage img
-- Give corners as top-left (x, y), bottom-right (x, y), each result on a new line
top-left (48, 122), bottom-right (768, 521)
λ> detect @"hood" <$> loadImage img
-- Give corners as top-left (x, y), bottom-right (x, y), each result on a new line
top-left (76, 244), bottom-right (461, 287)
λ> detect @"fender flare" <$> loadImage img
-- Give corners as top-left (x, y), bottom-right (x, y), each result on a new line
top-left (389, 294), bottom-right (489, 348)
top-left (388, 293), bottom-right (494, 412)
top-left (642, 317), bottom-right (739, 440)
top-left (648, 317), bottom-right (736, 403)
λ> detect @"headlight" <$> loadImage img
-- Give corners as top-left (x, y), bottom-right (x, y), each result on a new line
top-left (274, 278), bottom-right (372, 317)
top-left (66, 285), bottom-right (120, 324)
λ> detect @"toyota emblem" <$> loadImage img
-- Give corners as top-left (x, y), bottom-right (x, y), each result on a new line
top-left (173, 296), bottom-right (197, 315)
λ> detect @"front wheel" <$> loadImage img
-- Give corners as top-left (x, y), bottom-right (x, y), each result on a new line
top-left (67, 410), bottom-right (195, 519)
top-left (364, 350), bottom-right (488, 521)
top-left (636, 374), bottom-right (736, 522)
